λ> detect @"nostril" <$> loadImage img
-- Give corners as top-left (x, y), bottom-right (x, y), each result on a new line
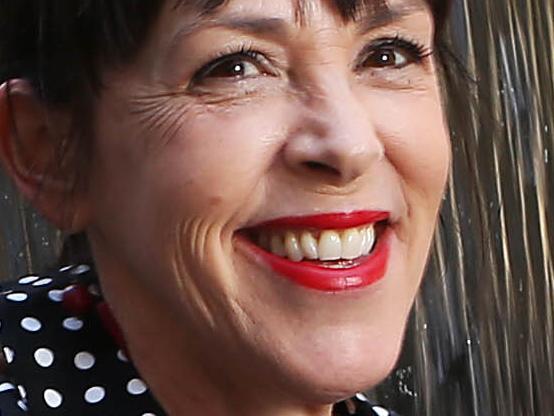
top-left (303, 161), bottom-right (341, 177)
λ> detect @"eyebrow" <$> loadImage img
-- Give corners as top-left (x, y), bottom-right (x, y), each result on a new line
top-left (207, 16), bottom-right (291, 37)
top-left (169, 16), bottom-right (290, 48)
top-left (355, 1), bottom-right (426, 35)
top-left (170, 0), bottom-right (425, 48)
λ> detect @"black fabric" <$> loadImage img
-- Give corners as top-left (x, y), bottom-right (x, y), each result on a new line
top-left (0, 264), bottom-right (396, 416)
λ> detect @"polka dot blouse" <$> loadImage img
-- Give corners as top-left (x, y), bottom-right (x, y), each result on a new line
top-left (0, 264), bottom-right (399, 416)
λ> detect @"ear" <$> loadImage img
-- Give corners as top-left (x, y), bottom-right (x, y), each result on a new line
top-left (0, 79), bottom-right (91, 232)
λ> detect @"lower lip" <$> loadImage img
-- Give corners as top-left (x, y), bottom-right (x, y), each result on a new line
top-left (240, 228), bottom-right (391, 292)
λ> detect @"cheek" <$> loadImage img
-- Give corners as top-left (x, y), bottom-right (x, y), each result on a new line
top-left (153, 106), bottom-right (284, 217)
top-left (88, 95), bottom-right (293, 325)
top-left (374, 91), bottom-right (450, 202)
top-left (93, 97), bottom-right (291, 229)
top-left (366, 90), bottom-right (449, 276)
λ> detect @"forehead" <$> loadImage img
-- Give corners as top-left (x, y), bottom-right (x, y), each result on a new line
top-left (146, 0), bottom-right (434, 65)
top-left (296, 0), bottom-right (428, 23)
top-left (174, 0), bottom-right (429, 23)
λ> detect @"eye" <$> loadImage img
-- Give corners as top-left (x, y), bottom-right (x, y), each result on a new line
top-left (204, 56), bottom-right (261, 79)
top-left (365, 47), bottom-right (408, 68)
top-left (192, 49), bottom-right (272, 84)
top-left (357, 37), bottom-right (430, 70)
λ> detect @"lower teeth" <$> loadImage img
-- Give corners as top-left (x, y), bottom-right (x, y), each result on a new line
top-left (318, 261), bottom-right (360, 269)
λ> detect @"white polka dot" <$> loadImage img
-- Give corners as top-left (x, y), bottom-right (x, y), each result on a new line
top-left (117, 349), bottom-right (129, 362)
top-left (142, 413), bottom-right (157, 416)
top-left (88, 284), bottom-right (100, 296)
top-left (372, 406), bottom-right (390, 416)
top-left (84, 386), bottom-right (105, 404)
top-left (74, 352), bottom-right (96, 370)
top-left (3, 346), bottom-right (15, 363)
top-left (59, 265), bottom-right (73, 272)
top-left (21, 317), bottom-right (42, 332)
top-left (17, 385), bottom-right (26, 399)
top-left (63, 317), bottom-right (84, 331)
top-left (34, 348), bottom-right (55, 368)
top-left (64, 284), bottom-right (77, 292)
top-left (0, 382), bottom-right (16, 392)
top-left (33, 277), bottom-right (53, 287)
top-left (126, 378), bottom-right (147, 395)
top-left (17, 399), bottom-right (28, 411)
top-left (70, 264), bottom-right (91, 275)
top-left (48, 289), bottom-right (64, 302)
top-left (356, 392), bottom-right (370, 402)
top-left (6, 292), bottom-right (28, 302)
top-left (18, 276), bottom-right (39, 285)
top-left (44, 389), bottom-right (63, 408)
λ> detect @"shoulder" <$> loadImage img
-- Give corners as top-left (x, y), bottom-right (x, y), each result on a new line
top-left (0, 264), bottom-right (165, 415)
top-left (0, 373), bottom-right (29, 414)
top-left (0, 263), bottom-right (97, 352)
top-left (0, 264), bottom-right (95, 312)
top-left (0, 264), bottom-right (97, 414)
top-left (0, 264), bottom-right (97, 357)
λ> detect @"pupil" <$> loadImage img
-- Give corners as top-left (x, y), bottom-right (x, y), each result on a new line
top-left (232, 63), bottom-right (244, 75)
top-left (380, 52), bottom-right (394, 64)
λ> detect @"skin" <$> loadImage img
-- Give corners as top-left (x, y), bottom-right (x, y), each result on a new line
top-left (0, 0), bottom-right (450, 415)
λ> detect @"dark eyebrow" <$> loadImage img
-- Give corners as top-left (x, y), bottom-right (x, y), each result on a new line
top-left (169, 16), bottom-right (290, 51)
top-left (355, 1), bottom-right (428, 35)
top-left (211, 16), bottom-right (290, 37)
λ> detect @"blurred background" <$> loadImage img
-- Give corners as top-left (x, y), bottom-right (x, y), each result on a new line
top-left (1, 0), bottom-right (553, 415)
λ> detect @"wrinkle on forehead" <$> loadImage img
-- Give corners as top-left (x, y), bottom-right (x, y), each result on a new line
top-left (294, 0), bottom-right (388, 24)
top-left (173, 0), bottom-right (428, 23)
top-left (298, 0), bottom-right (429, 25)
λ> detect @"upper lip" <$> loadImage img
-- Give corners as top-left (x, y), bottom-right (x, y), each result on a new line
top-left (246, 211), bottom-right (390, 230)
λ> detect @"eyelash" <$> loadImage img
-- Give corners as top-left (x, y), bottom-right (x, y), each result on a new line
top-left (190, 44), bottom-right (273, 84)
top-left (355, 35), bottom-right (432, 70)
top-left (190, 35), bottom-right (432, 86)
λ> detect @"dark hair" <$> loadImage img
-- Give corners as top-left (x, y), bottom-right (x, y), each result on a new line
top-left (0, 0), bottom-right (451, 263)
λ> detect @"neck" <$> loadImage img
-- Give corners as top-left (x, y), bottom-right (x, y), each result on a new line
top-left (91, 252), bottom-right (335, 416)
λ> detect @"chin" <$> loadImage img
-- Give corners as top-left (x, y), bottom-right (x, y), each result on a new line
top-left (304, 360), bottom-right (399, 404)
top-left (258, 318), bottom-right (409, 405)
top-left (218, 223), bottom-right (419, 404)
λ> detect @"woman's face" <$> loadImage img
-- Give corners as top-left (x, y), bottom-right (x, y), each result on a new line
top-left (86, 0), bottom-right (449, 402)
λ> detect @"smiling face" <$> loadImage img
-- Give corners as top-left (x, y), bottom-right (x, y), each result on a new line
top-left (83, 0), bottom-right (449, 407)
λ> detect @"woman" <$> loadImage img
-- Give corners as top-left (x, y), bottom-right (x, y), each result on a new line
top-left (0, 0), bottom-right (451, 415)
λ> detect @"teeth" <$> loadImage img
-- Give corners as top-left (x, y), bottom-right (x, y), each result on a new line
top-left (260, 224), bottom-right (378, 262)
top-left (368, 226), bottom-right (376, 252)
top-left (270, 234), bottom-right (286, 256)
top-left (284, 232), bottom-right (303, 262)
top-left (318, 230), bottom-right (342, 261)
top-left (300, 232), bottom-right (319, 260)
top-left (259, 233), bottom-right (270, 251)
top-left (362, 226), bottom-right (376, 255)
top-left (341, 228), bottom-right (363, 260)
top-left (360, 227), bottom-right (370, 255)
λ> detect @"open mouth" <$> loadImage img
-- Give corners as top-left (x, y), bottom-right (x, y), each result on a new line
top-left (237, 211), bottom-right (392, 292)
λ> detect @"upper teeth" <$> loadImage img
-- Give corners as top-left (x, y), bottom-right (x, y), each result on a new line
top-left (259, 225), bottom-right (376, 262)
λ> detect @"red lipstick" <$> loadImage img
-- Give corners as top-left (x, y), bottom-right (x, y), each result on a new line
top-left (241, 211), bottom-right (391, 292)
top-left (258, 211), bottom-right (389, 230)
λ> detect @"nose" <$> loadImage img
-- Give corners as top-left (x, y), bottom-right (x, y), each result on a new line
top-left (282, 78), bottom-right (384, 188)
